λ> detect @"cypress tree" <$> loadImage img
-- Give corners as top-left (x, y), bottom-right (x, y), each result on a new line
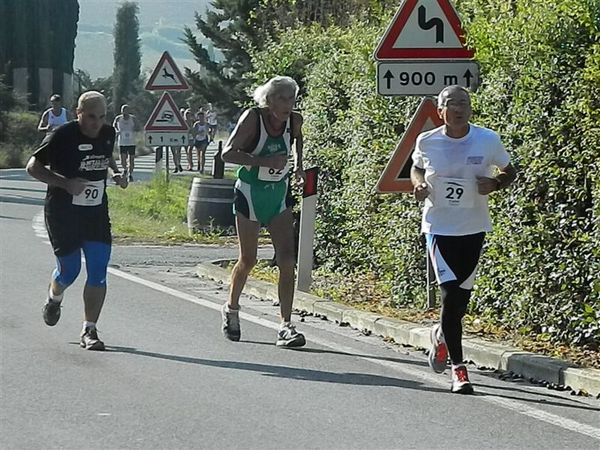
top-left (112, 1), bottom-right (141, 113)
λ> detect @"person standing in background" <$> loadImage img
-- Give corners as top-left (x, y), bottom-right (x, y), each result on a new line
top-left (112, 104), bottom-right (138, 181)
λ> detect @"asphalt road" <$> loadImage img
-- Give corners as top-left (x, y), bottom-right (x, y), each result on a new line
top-left (1, 167), bottom-right (599, 450)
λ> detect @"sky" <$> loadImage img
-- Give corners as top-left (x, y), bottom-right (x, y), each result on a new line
top-left (75, 0), bottom-right (211, 78)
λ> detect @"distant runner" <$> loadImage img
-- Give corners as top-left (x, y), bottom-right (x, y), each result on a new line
top-left (112, 104), bottom-right (138, 181)
top-left (38, 94), bottom-right (71, 135)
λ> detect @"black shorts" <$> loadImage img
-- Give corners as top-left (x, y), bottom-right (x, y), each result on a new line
top-left (120, 146), bottom-right (136, 156)
top-left (45, 208), bottom-right (112, 257)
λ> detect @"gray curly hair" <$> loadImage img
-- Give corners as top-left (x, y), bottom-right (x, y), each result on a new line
top-left (253, 76), bottom-right (299, 108)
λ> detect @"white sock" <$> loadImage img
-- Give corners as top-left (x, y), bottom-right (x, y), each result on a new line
top-left (48, 287), bottom-right (63, 303)
top-left (82, 321), bottom-right (96, 331)
top-left (224, 304), bottom-right (239, 313)
top-left (280, 321), bottom-right (292, 330)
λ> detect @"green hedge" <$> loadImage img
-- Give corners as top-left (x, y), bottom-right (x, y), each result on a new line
top-left (248, 0), bottom-right (599, 348)
top-left (0, 112), bottom-right (41, 168)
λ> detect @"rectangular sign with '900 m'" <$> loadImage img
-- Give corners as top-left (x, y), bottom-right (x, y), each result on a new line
top-left (377, 60), bottom-right (479, 96)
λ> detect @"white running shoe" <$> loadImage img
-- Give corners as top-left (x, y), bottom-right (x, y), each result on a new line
top-left (428, 324), bottom-right (449, 373)
top-left (276, 322), bottom-right (306, 348)
top-left (451, 365), bottom-right (474, 394)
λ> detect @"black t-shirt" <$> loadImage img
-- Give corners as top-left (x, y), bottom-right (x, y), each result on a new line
top-left (33, 121), bottom-right (115, 214)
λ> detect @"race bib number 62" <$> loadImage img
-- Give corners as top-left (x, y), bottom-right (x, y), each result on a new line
top-left (72, 180), bottom-right (104, 207)
top-left (258, 161), bottom-right (290, 182)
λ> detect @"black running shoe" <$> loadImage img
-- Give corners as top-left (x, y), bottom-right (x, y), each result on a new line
top-left (80, 327), bottom-right (105, 351)
top-left (42, 300), bottom-right (61, 326)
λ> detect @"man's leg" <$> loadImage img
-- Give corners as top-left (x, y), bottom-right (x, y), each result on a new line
top-left (44, 250), bottom-right (82, 326)
top-left (221, 212), bottom-right (260, 341)
top-left (228, 213), bottom-right (260, 310)
top-left (268, 207), bottom-right (305, 347)
top-left (79, 241), bottom-right (111, 350)
top-left (119, 150), bottom-right (128, 172)
top-left (128, 149), bottom-right (135, 180)
top-left (266, 207), bottom-right (295, 323)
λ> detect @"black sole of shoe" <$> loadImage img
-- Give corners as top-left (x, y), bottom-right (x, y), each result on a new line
top-left (276, 336), bottom-right (306, 348)
top-left (451, 384), bottom-right (474, 395)
top-left (80, 342), bottom-right (105, 351)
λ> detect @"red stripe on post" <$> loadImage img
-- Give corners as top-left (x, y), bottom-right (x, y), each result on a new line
top-left (303, 167), bottom-right (318, 198)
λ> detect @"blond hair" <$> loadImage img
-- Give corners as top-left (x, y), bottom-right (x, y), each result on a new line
top-left (77, 91), bottom-right (106, 112)
top-left (253, 76), bottom-right (299, 108)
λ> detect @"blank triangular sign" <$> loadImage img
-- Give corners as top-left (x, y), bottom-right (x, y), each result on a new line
top-left (145, 51), bottom-right (190, 91)
top-left (374, 0), bottom-right (474, 60)
top-left (144, 92), bottom-right (188, 132)
top-left (376, 98), bottom-right (443, 193)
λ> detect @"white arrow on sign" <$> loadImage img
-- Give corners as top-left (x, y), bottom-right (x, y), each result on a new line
top-left (377, 60), bottom-right (480, 96)
top-left (144, 132), bottom-right (188, 147)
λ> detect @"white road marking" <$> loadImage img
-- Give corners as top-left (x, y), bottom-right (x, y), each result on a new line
top-left (108, 266), bottom-right (600, 441)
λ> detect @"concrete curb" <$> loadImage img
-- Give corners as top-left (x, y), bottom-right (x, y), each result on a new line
top-left (196, 262), bottom-right (600, 396)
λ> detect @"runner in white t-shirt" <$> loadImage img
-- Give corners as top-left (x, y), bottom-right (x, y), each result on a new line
top-left (112, 104), bottom-right (138, 181)
top-left (411, 85), bottom-right (517, 395)
top-left (206, 103), bottom-right (218, 143)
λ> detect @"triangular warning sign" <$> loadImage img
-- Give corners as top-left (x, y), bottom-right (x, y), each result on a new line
top-left (374, 0), bottom-right (474, 60)
top-left (376, 98), bottom-right (443, 193)
top-left (144, 92), bottom-right (188, 132)
top-left (145, 51), bottom-right (190, 91)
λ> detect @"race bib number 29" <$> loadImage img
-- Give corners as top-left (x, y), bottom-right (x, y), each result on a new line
top-left (434, 177), bottom-right (475, 208)
top-left (72, 180), bottom-right (104, 207)
top-left (257, 161), bottom-right (290, 182)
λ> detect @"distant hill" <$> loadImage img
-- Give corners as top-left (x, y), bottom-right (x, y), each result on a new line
top-left (75, 0), bottom-right (212, 78)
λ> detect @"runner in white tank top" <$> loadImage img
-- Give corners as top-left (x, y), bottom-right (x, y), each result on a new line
top-left (38, 94), bottom-right (70, 135)
top-left (112, 104), bottom-right (138, 181)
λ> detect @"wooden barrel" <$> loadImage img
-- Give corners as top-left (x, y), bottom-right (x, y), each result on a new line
top-left (187, 177), bottom-right (235, 231)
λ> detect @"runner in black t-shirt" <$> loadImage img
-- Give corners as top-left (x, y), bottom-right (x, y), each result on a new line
top-left (26, 91), bottom-right (128, 350)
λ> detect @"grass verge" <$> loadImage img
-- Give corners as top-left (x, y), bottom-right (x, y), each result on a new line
top-left (107, 173), bottom-right (237, 244)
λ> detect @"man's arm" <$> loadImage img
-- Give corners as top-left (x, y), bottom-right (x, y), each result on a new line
top-left (477, 163), bottom-right (517, 195)
top-left (292, 112), bottom-right (304, 170)
top-left (221, 109), bottom-right (286, 170)
top-left (26, 156), bottom-right (85, 195)
top-left (108, 156), bottom-right (128, 188)
top-left (37, 111), bottom-right (50, 132)
top-left (411, 165), bottom-right (429, 201)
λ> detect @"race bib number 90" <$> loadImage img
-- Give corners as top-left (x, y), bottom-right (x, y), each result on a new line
top-left (434, 177), bottom-right (475, 208)
top-left (72, 180), bottom-right (104, 207)
top-left (258, 161), bottom-right (290, 182)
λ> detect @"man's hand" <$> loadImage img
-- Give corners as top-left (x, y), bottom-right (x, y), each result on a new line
top-left (260, 154), bottom-right (288, 170)
top-left (413, 182), bottom-right (430, 201)
top-left (113, 173), bottom-right (128, 189)
top-left (64, 178), bottom-right (87, 196)
top-left (476, 176), bottom-right (498, 195)
top-left (294, 168), bottom-right (306, 185)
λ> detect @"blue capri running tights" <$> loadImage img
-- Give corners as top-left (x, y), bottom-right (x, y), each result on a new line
top-left (52, 241), bottom-right (111, 288)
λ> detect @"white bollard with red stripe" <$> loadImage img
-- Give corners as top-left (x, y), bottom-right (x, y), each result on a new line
top-left (296, 167), bottom-right (318, 292)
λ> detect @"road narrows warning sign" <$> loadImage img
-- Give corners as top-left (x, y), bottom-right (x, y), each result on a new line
top-left (376, 98), bottom-right (443, 193)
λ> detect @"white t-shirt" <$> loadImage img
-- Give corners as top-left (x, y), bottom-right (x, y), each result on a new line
top-left (206, 111), bottom-right (217, 126)
top-left (113, 115), bottom-right (136, 146)
top-left (412, 124), bottom-right (511, 236)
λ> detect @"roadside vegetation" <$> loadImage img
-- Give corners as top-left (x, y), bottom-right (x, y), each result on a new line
top-left (107, 174), bottom-right (237, 245)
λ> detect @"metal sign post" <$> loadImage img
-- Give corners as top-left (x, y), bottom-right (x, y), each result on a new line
top-left (373, 0), bottom-right (479, 309)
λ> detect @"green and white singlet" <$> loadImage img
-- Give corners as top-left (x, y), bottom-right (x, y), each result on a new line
top-left (233, 109), bottom-right (294, 225)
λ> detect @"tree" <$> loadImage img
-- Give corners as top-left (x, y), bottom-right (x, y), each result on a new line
top-left (112, 1), bottom-right (142, 114)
